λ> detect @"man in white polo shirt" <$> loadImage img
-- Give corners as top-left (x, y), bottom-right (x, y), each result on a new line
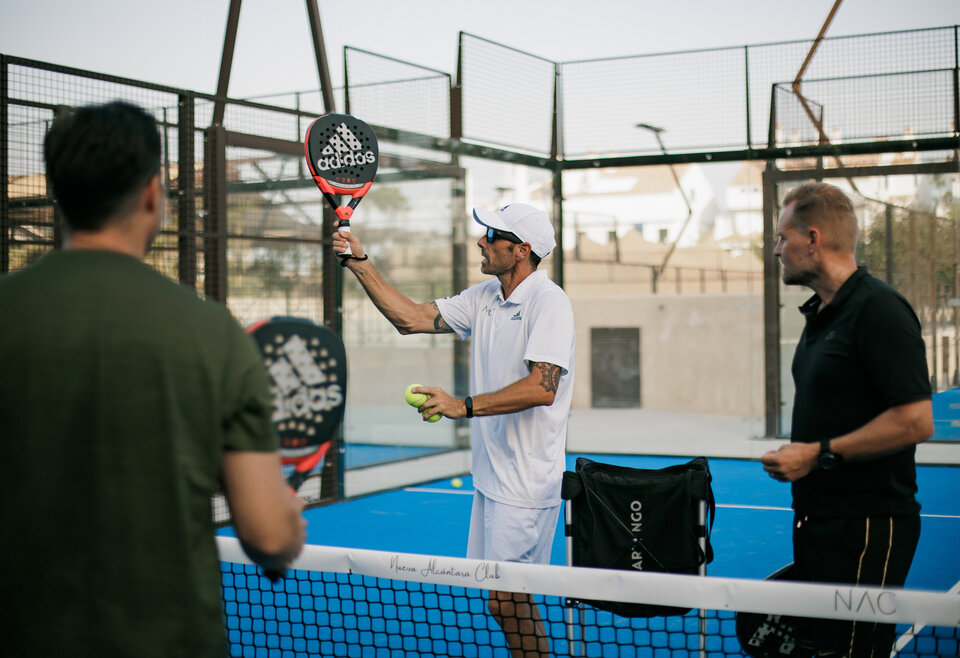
top-left (333, 203), bottom-right (575, 658)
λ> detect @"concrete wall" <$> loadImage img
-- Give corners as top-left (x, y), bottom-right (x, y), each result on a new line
top-left (569, 292), bottom-right (764, 416)
top-left (340, 292), bottom-right (765, 419)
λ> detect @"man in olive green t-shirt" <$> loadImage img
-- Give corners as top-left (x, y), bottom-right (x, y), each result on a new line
top-left (0, 101), bottom-right (305, 657)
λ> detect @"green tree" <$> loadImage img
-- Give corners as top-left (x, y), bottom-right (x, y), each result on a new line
top-left (366, 185), bottom-right (410, 222)
top-left (861, 203), bottom-right (958, 298)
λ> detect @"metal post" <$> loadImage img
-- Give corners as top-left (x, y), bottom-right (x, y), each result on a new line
top-left (303, 0), bottom-right (338, 334)
top-left (1, 54), bottom-right (8, 273)
top-left (553, 169), bottom-right (564, 287)
top-left (768, 84), bottom-right (779, 149)
top-left (930, 213), bottom-right (939, 392)
top-left (177, 93), bottom-right (197, 289)
top-left (452, 32), bottom-right (470, 450)
top-left (305, 0), bottom-right (336, 114)
top-left (305, 6), bottom-right (343, 508)
top-left (791, 0), bottom-right (843, 136)
top-left (564, 499), bottom-right (584, 657)
top-left (954, 176), bottom-right (959, 385)
top-left (762, 162), bottom-right (782, 437)
top-left (452, 173), bottom-right (470, 450)
top-left (303, 1), bottom-right (344, 503)
top-left (953, 26), bottom-right (959, 142)
top-left (698, 499), bottom-right (708, 658)
top-left (884, 205), bottom-right (894, 285)
top-left (202, 125), bottom-right (228, 303)
top-left (205, 0), bottom-right (239, 303)
top-left (744, 45), bottom-right (752, 151)
top-left (943, 335), bottom-right (950, 388)
top-left (908, 211), bottom-right (918, 309)
top-left (51, 105), bottom-right (71, 250)
top-left (212, 0), bottom-right (242, 128)
top-left (552, 61), bottom-right (565, 289)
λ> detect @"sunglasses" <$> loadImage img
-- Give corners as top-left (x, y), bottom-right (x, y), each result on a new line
top-left (485, 227), bottom-right (524, 244)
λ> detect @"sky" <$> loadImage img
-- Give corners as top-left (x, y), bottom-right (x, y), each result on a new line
top-left (1, 0), bottom-right (957, 99)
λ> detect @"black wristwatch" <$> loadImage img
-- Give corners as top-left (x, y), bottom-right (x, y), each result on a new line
top-left (464, 396), bottom-right (474, 418)
top-left (818, 438), bottom-right (843, 470)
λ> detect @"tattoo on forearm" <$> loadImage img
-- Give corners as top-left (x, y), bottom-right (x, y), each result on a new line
top-left (532, 362), bottom-right (561, 394)
top-left (431, 302), bottom-right (453, 333)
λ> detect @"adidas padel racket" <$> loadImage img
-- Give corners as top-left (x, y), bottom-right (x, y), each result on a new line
top-left (304, 113), bottom-right (379, 256)
top-left (247, 317), bottom-right (347, 580)
top-left (735, 563), bottom-right (814, 658)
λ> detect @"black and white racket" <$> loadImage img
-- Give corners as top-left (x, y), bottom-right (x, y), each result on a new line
top-left (736, 564), bottom-right (815, 658)
top-left (247, 316), bottom-right (347, 493)
top-left (304, 113), bottom-right (379, 256)
top-left (247, 317), bottom-right (347, 581)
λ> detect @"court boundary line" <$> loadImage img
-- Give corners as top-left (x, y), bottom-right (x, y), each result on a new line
top-left (401, 492), bottom-right (960, 520)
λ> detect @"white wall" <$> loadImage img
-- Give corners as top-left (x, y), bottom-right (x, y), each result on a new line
top-left (339, 292), bottom-right (765, 419)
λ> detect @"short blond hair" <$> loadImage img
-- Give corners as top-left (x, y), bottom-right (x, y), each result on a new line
top-left (782, 182), bottom-right (857, 253)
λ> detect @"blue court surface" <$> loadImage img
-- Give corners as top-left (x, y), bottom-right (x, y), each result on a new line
top-left (261, 454), bottom-right (960, 593)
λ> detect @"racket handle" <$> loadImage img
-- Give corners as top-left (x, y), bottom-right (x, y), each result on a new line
top-left (338, 222), bottom-right (352, 257)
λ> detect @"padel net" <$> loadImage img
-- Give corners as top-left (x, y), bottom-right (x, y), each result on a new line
top-left (218, 537), bottom-right (959, 657)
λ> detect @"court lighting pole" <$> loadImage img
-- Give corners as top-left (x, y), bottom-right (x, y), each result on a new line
top-left (636, 123), bottom-right (694, 285)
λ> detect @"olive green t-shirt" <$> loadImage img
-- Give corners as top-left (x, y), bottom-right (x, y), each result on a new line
top-left (0, 250), bottom-right (277, 657)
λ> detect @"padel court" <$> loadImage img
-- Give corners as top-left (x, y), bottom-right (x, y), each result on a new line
top-left (273, 453), bottom-right (960, 591)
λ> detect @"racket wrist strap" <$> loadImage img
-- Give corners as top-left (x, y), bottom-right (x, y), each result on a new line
top-left (339, 254), bottom-right (369, 266)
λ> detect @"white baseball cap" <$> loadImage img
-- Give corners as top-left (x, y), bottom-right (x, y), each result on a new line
top-left (472, 203), bottom-right (556, 258)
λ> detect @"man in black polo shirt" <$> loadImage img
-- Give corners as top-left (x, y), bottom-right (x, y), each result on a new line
top-left (761, 182), bottom-right (933, 657)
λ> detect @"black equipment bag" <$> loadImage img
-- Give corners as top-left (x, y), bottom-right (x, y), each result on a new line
top-left (561, 456), bottom-right (715, 617)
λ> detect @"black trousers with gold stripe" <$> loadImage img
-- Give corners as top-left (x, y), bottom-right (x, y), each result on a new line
top-left (793, 512), bottom-right (921, 658)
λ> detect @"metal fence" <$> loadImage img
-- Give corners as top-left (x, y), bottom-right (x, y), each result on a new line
top-left (455, 26), bottom-right (958, 159)
top-left (222, 27), bottom-right (959, 163)
top-left (3, 23), bottom-right (959, 469)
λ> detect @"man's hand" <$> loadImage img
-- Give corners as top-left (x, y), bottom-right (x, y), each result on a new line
top-left (221, 451), bottom-right (308, 573)
top-left (412, 365), bottom-right (562, 422)
top-left (332, 220), bottom-right (365, 260)
top-left (761, 401), bottom-right (933, 484)
top-left (413, 385), bottom-right (465, 420)
top-left (760, 442), bottom-right (819, 482)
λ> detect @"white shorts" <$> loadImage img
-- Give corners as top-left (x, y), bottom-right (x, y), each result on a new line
top-left (466, 490), bottom-right (560, 564)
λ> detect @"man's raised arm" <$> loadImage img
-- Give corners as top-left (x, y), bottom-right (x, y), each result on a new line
top-left (333, 225), bottom-right (452, 335)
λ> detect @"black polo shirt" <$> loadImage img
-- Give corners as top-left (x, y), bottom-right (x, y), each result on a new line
top-left (789, 267), bottom-right (931, 517)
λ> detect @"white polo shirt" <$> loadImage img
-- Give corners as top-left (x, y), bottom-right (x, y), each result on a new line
top-left (436, 270), bottom-right (575, 508)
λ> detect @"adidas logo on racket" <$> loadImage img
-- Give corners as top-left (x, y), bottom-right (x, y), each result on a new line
top-left (313, 122), bottom-right (376, 175)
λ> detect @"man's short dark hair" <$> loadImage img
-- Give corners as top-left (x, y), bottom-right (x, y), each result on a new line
top-left (44, 101), bottom-right (162, 232)
top-left (782, 182), bottom-right (858, 253)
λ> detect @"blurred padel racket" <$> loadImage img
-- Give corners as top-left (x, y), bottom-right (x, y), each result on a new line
top-left (247, 317), bottom-right (347, 580)
top-left (248, 316), bottom-right (347, 491)
top-left (304, 113), bottom-right (379, 256)
top-left (735, 564), bottom-right (815, 658)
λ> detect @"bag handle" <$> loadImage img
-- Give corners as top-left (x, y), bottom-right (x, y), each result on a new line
top-left (685, 463), bottom-right (716, 565)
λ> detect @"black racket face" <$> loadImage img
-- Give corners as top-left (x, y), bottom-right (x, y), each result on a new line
top-left (305, 113), bottom-right (379, 193)
top-left (736, 564), bottom-right (815, 658)
top-left (247, 317), bottom-right (347, 459)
